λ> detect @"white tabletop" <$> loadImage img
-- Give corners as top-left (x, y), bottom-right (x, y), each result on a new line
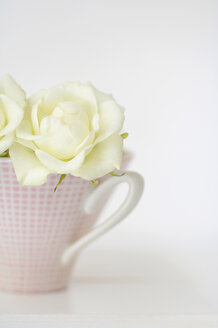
top-left (0, 250), bottom-right (217, 327)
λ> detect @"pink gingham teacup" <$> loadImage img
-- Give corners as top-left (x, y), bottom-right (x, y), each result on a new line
top-left (0, 154), bottom-right (143, 293)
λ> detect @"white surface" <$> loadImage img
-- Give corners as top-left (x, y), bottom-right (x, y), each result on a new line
top-left (0, 250), bottom-right (217, 327)
top-left (0, 0), bottom-right (218, 325)
top-left (0, 316), bottom-right (218, 328)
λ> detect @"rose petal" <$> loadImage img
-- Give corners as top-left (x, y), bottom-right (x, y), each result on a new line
top-left (9, 143), bottom-right (50, 186)
top-left (16, 118), bottom-right (35, 140)
top-left (31, 99), bottom-right (41, 134)
top-left (74, 134), bottom-right (123, 180)
top-left (74, 130), bottom-right (95, 155)
top-left (36, 114), bottom-right (85, 160)
top-left (28, 89), bottom-right (47, 107)
top-left (89, 83), bottom-right (125, 142)
top-left (0, 75), bottom-right (26, 108)
top-left (16, 101), bottom-right (41, 141)
top-left (64, 82), bottom-right (98, 120)
top-left (35, 144), bottom-right (91, 174)
top-left (0, 107), bottom-right (6, 130)
top-left (54, 101), bottom-right (90, 149)
top-left (0, 132), bottom-right (14, 153)
top-left (0, 95), bottom-right (24, 137)
top-left (16, 138), bottom-right (37, 151)
top-left (95, 99), bottom-right (125, 144)
top-left (88, 82), bottom-right (114, 104)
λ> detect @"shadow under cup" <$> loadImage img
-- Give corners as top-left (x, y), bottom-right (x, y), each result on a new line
top-left (0, 154), bottom-right (133, 293)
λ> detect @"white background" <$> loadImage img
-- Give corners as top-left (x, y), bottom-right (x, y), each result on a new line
top-left (0, 0), bottom-right (218, 326)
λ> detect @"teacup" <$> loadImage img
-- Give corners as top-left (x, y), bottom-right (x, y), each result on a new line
top-left (0, 153), bottom-right (143, 293)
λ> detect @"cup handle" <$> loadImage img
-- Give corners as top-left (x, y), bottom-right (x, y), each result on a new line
top-left (60, 171), bottom-right (144, 266)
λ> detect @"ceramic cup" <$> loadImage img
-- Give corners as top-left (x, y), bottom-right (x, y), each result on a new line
top-left (0, 154), bottom-right (143, 293)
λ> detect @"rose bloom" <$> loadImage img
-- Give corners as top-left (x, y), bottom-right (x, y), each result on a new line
top-left (0, 75), bottom-right (25, 153)
top-left (10, 82), bottom-right (125, 185)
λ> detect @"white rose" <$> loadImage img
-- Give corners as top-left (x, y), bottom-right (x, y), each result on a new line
top-left (10, 82), bottom-right (125, 185)
top-left (0, 75), bottom-right (25, 154)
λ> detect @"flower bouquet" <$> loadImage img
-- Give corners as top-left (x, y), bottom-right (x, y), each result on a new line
top-left (0, 75), bottom-right (143, 293)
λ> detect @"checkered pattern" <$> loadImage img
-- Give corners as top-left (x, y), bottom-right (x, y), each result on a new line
top-left (0, 156), bottom-right (130, 293)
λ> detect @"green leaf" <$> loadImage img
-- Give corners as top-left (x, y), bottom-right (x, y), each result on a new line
top-left (91, 179), bottom-right (99, 186)
top-left (54, 174), bottom-right (66, 192)
top-left (121, 132), bottom-right (129, 139)
top-left (0, 150), bottom-right (9, 157)
top-left (110, 171), bottom-right (125, 177)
